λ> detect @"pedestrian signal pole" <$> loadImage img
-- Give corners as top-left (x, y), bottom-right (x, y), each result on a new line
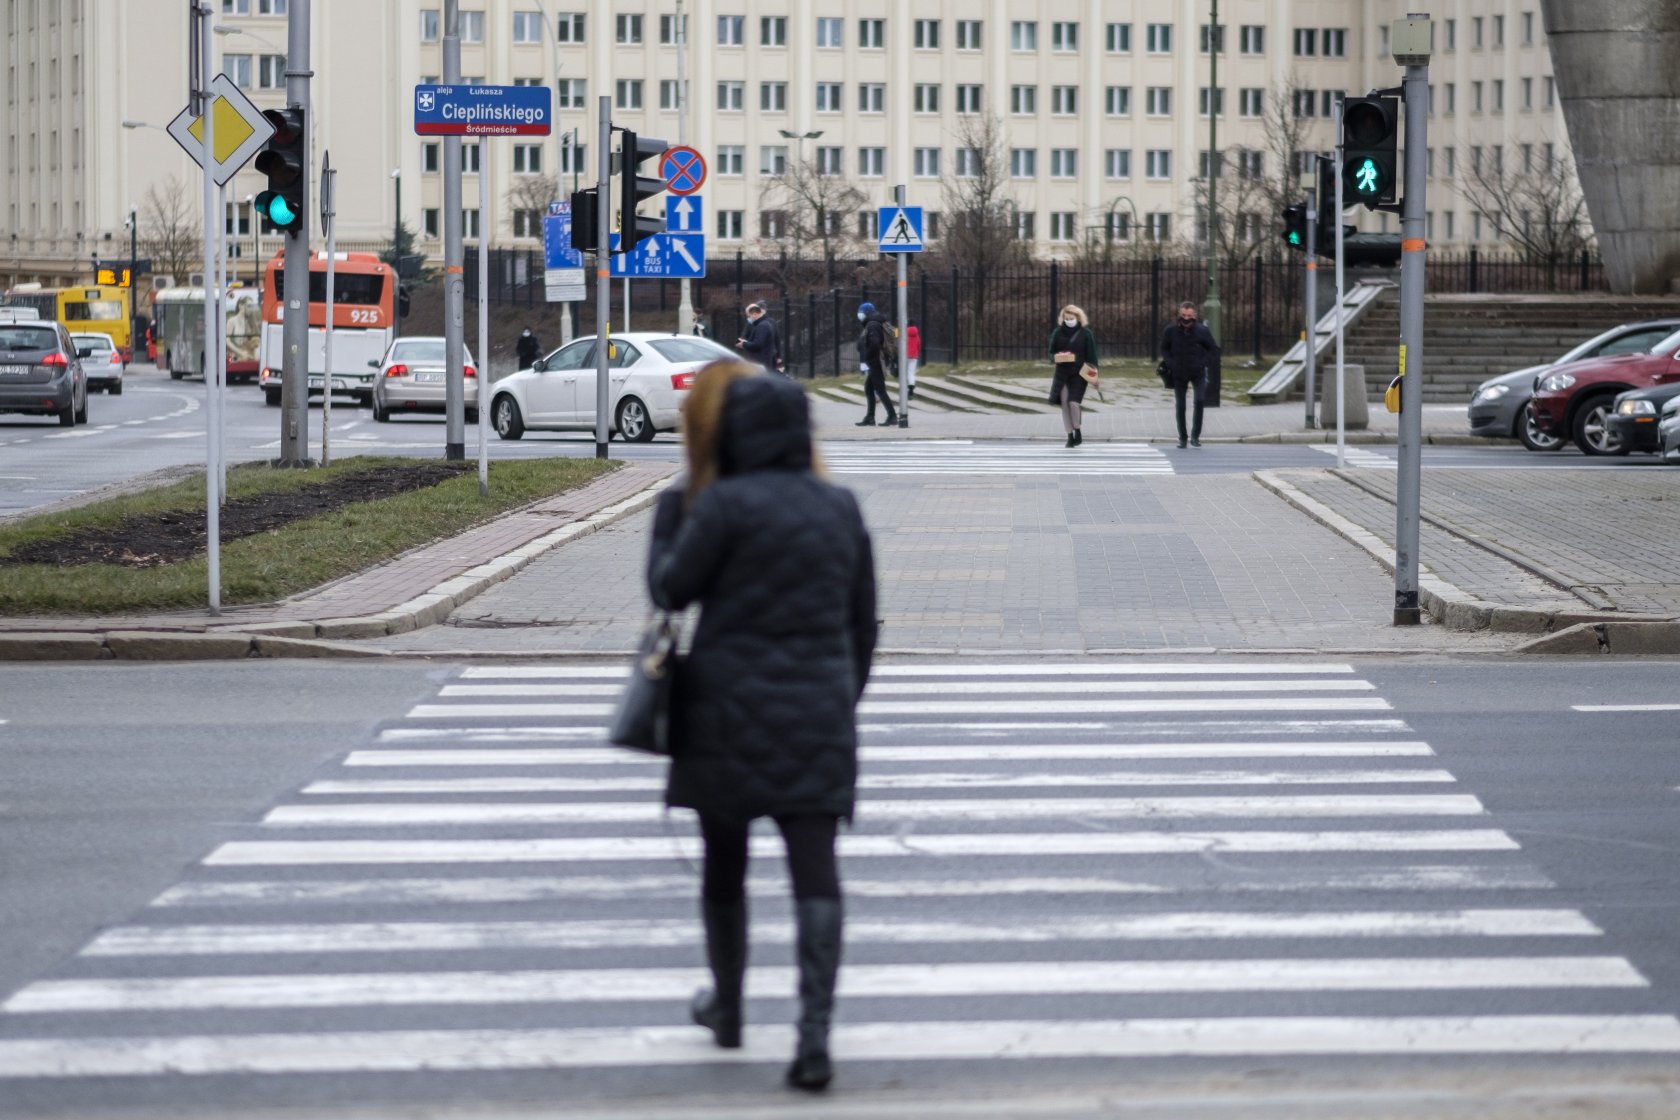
top-left (442, 0), bottom-right (466, 462)
top-left (195, 0), bottom-right (221, 611)
top-left (895, 183), bottom-right (909, 428)
top-left (1391, 15), bottom-right (1432, 624)
top-left (594, 95), bottom-right (611, 459)
top-left (1333, 99), bottom-right (1348, 469)
top-left (1303, 177), bottom-right (1318, 429)
top-left (277, 0), bottom-right (310, 465)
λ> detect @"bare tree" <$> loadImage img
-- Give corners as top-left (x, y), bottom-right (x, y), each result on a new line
top-left (138, 176), bottom-right (202, 287)
top-left (940, 112), bottom-right (1029, 340)
top-left (1259, 74), bottom-right (1320, 218)
top-left (757, 153), bottom-right (868, 290)
top-left (505, 173), bottom-right (559, 231)
top-left (1458, 151), bottom-right (1593, 280)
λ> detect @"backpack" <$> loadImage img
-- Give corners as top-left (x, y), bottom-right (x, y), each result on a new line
top-left (879, 321), bottom-right (899, 376)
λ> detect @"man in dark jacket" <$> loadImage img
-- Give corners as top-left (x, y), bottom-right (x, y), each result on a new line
top-left (1159, 301), bottom-right (1220, 447)
top-left (855, 301), bottom-right (897, 427)
top-left (735, 302), bottom-right (781, 372)
top-left (515, 327), bottom-right (542, 369)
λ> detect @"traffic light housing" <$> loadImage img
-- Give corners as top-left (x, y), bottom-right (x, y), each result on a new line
top-left (1341, 96), bottom-right (1399, 209)
top-left (569, 187), bottom-right (599, 253)
top-left (1282, 203), bottom-right (1308, 251)
top-left (617, 129), bottom-right (668, 253)
top-left (254, 107), bottom-right (306, 237)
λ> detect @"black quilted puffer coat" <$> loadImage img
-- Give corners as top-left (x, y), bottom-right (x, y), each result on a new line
top-left (647, 374), bottom-right (878, 824)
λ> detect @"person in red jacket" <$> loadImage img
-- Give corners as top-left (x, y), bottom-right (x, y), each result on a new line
top-left (902, 320), bottom-right (920, 400)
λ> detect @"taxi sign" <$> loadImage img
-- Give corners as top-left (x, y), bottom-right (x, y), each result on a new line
top-left (166, 74), bottom-right (276, 187)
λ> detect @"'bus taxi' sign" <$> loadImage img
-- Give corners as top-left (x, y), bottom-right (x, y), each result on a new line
top-left (413, 84), bottom-right (553, 136)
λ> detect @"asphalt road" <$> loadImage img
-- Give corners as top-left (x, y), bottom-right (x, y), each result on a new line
top-left (0, 657), bottom-right (1676, 1119)
top-left (1, 361), bottom-right (1670, 520)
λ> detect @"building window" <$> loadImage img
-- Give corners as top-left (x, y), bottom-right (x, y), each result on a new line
top-left (1051, 21), bottom-right (1078, 51)
top-left (257, 54), bottom-right (285, 89)
top-left (913, 147), bottom-right (941, 177)
top-left (1145, 23), bottom-right (1172, 53)
top-left (616, 79), bottom-right (643, 110)
top-left (717, 15), bottom-right (744, 45)
top-left (422, 142), bottom-right (440, 173)
top-left (1523, 11), bottom-right (1535, 45)
top-left (423, 208), bottom-right (440, 238)
top-left (1544, 76), bottom-right (1555, 107)
top-left (560, 143), bottom-right (587, 175)
top-left (512, 144), bottom-right (542, 173)
top-left (615, 13), bottom-right (642, 43)
top-left (956, 20), bottom-right (981, 50)
top-left (1105, 149), bottom-right (1131, 179)
top-left (858, 18), bottom-right (884, 48)
top-left (924, 212), bottom-right (941, 240)
top-left (1105, 86), bottom-right (1131, 116)
top-left (1292, 88), bottom-right (1318, 118)
top-left (815, 17), bottom-right (841, 47)
top-left (1444, 82), bottom-right (1456, 115)
top-left (914, 84), bottom-right (941, 113)
top-left (1050, 149), bottom-right (1077, 179)
top-left (261, 0), bottom-right (289, 12)
top-left (1240, 25), bottom-right (1264, 54)
top-left (224, 0), bottom-right (249, 12)
top-left (717, 210), bottom-right (743, 240)
top-left (858, 147), bottom-right (884, 177)
top-left (512, 209), bottom-right (540, 238)
top-left (460, 143), bottom-right (481, 173)
top-left (714, 145), bottom-right (744, 177)
top-left (1239, 88), bottom-right (1264, 118)
top-left (1010, 148), bottom-right (1037, 178)
top-left (1493, 79), bottom-right (1505, 111)
top-left (1473, 16), bottom-right (1484, 48)
top-left (857, 211), bottom-right (879, 241)
top-left (1443, 146), bottom-right (1455, 178)
top-left (659, 14), bottom-right (686, 43)
top-left (1014, 211), bottom-right (1036, 241)
top-left (512, 11), bottom-right (542, 43)
top-left (1146, 86), bottom-right (1171, 117)
top-left (555, 13), bottom-right (584, 42)
top-left (660, 79), bottom-right (681, 110)
top-left (462, 208), bottom-right (480, 239)
top-left (955, 84), bottom-right (982, 114)
top-left (858, 83), bottom-right (885, 113)
top-left (1051, 86), bottom-right (1077, 115)
top-left (956, 148), bottom-right (980, 178)
top-left (761, 16), bottom-right (786, 46)
top-left (1011, 21), bottom-right (1037, 51)
top-left (1323, 28), bottom-right (1347, 57)
top-left (1011, 85), bottom-right (1037, 114)
top-left (1049, 212), bottom-right (1076, 242)
top-left (1146, 149), bottom-right (1172, 180)
top-left (459, 10), bottom-right (483, 43)
top-left (1199, 87), bottom-right (1225, 116)
top-left (815, 82), bottom-right (842, 112)
top-left (420, 9), bottom-right (438, 42)
top-left (1380, 25), bottom-right (1390, 55)
top-left (557, 79), bottom-right (586, 109)
top-left (1106, 22), bottom-right (1131, 52)
top-left (914, 19), bottom-right (939, 49)
top-left (1145, 212), bottom-right (1171, 241)
top-left (1199, 24), bottom-right (1225, 53)
top-left (716, 81), bottom-right (743, 111)
top-left (816, 146), bottom-right (843, 175)
top-left (222, 54), bottom-right (252, 89)
top-left (760, 145), bottom-right (787, 175)
top-left (759, 210), bottom-right (786, 239)
top-left (1521, 78), bottom-right (1533, 110)
top-left (1198, 150), bottom-right (1225, 180)
top-left (1472, 81), bottom-right (1483, 112)
top-left (760, 82), bottom-right (786, 112)
top-left (1105, 211), bottom-right (1132, 241)
top-left (1236, 149), bottom-right (1263, 180)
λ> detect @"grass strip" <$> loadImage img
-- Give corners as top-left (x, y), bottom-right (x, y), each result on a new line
top-left (0, 455), bottom-right (620, 615)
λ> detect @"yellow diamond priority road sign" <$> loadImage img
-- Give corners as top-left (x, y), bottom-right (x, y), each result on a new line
top-left (167, 74), bottom-right (276, 187)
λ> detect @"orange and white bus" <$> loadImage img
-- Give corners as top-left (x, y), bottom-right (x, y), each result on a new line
top-left (258, 250), bottom-right (397, 406)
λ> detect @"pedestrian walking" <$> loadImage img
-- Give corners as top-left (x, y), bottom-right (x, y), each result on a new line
top-left (1047, 304), bottom-right (1099, 447)
top-left (514, 326), bottom-right (542, 369)
top-left (735, 302), bottom-right (783, 373)
top-left (647, 360), bottom-right (878, 1092)
top-left (692, 311), bottom-right (710, 339)
top-left (855, 301), bottom-right (898, 426)
top-left (902, 319), bottom-right (920, 400)
top-left (1159, 301), bottom-right (1220, 448)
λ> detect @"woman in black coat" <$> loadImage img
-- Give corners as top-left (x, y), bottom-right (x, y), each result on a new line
top-left (1047, 303), bottom-right (1099, 447)
top-left (646, 361), bottom-right (878, 1091)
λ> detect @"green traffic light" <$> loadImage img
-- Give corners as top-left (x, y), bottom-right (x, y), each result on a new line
top-left (266, 195), bottom-right (296, 227)
top-left (1287, 231), bottom-right (1303, 246)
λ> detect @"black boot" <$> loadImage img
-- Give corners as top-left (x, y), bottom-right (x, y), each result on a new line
top-left (1073, 428), bottom-right (1083, 446)
top-left (855, 415), bottom-right (876, 427)
top-left (884, 411), bottom-right (898, 426)
top-left (1065, 433), bottom-right (1077, 448)
top-left (785, 897), bottom-right (843, 1091)
top-left (691, 899), bottom-right (747, 1048)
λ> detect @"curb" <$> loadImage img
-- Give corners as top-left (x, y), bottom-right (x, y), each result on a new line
top-left (0, 478), bottom-right (671, 662)
top-left (1254, 470), bottom-right (1680, 652)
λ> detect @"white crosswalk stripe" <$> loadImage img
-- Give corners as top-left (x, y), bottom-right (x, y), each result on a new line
top-left (1310, 444), bottom-right (1398, 469)
top-left (820, 440), bottom-right (1174, 476)
top-left (0, 659), bottom-right (1673, 1087)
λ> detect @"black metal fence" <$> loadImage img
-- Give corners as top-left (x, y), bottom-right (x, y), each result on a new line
top-left (464, 246), bottom-right (1609, 378)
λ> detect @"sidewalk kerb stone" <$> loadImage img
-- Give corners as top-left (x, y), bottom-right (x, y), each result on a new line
top-left (0, 633), bottom-right (113, 661)
top-left (104, 631), bottom-right (255, 661)
top-left (251, 635), bottom-right (391, 659)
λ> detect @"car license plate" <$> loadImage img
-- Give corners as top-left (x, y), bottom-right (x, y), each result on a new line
top-left (0, 364), bottom-right (28, 377)
top-left (413, 370), bottom-right (439, 382)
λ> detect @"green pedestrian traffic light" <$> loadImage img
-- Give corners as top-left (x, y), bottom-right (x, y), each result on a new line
top-left (1340, 95), bottom-right (1399, 210)
top-left (1282, 202), bottom-right (1308, 252)
top-left (1353, 157), bottom-right (1382, 196)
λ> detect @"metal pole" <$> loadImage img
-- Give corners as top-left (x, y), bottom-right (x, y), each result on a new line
top-left (128, 206), bottom-right (138, 349)
top-left (197, 2), bottom-right (220, 613)
top-left (535, 0), bottom-right (573, 347)
top-left (894, 184), bottom-right (909, 427)
top-left (623, 276), bottom-right (630, 332)
top-left (216, 183), bottom-right (227, 502)
top-left (1394, 48), bottom-right (1431, 626)
top-left (322, 160), bottom-right (336, 468)
top-left (279, 0), bottom-right (311, 465)
top-left (478, 149), bottom-right (490, 496)
top-left (594, 94), bottom-right (611, 459)
top-left (1303, 180), bottom-right (1318, 429)
top-left (1203, 0), bottom-right (1222, 345)
top-left (1333, 98), bottom-right (1347, 469)
top-left (442, 0), bottom-right (466, 461)
top-left (391, 169), bottom-right (401, 340)
top-left (675, 0), bottom-right (694, 334)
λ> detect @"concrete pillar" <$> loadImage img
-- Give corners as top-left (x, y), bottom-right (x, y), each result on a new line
top-left (1541, 0), bottom-right (1680, 294)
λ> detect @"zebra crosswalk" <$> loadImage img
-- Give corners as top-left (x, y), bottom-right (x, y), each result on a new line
top-left (821, 439), bottom-right (1174, 475)
top-left (0, 660), bottom-right (1675, 1089)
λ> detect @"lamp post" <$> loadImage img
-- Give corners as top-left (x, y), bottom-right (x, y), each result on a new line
top-left (390, 168), bottom-right (402, 338)
top-left (245, 193), bottom-right (256, 290)
top-left (1202, 0), bottom-right (1223, 345)
top-left (531, 0), bottom-right (575, 344)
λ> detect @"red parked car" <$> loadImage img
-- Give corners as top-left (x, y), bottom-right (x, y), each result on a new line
top-left (1528, 328), bottom-right (1680, 455)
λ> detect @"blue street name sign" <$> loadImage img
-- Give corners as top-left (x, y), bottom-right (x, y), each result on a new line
top-left (413, 83), bottom-right (552, 136)
top-left (877, 205), bottom-right (924, 252)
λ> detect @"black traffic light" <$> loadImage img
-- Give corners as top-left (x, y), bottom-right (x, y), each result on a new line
top-left (617, 129), bottom-right (668, 253)
top-left (254, 107), bottom-right (306, 237)
top-left (1341, 96), bottom-right (1399, 209)
top-left (569, 187), bottom-right (599, 253)
top-left (1282, 203), bottom-right (1308, 251)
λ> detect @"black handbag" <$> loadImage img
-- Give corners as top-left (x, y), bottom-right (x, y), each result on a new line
top-left (607, 613), bottom-right (681, 755)
top-left (1156, 360), bottom-right (1173, 388)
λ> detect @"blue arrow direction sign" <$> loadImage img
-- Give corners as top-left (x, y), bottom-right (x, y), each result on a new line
top-left (610, 232), bottom-right (707, 278)
top-left (414, 83), bottom-right (552, 136)
top-left (666, 194), bottom-right (704, 234)
top-left (878, 206), bottom-right (924, 252)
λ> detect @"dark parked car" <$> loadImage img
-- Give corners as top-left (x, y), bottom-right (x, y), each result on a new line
top-left (1659, 394), bottom-right (1680, 464)
top-left (0, 316), bottom-right (89, 427)
top-left (1468, 319), bottom-right (1680, 451)
top-left (1528, 328), bottom-right (1680, 455)
top-left (1607, 383), bottom-right (1680, 455)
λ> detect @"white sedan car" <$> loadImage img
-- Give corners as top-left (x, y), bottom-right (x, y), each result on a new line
top-left (72, 331), bottom-right (124, 394)
top-left (489, 332), bottom-right (735, 442)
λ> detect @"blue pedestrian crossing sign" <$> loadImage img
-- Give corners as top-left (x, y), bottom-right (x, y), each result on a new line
top-left (878, 206), bottom-right (924, 253)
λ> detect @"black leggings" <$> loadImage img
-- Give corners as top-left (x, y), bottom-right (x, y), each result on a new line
top-left (699, 813), bottom-right (842, 902)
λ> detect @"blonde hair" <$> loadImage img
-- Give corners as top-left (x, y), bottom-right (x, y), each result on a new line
top-left (679, 361), bottom-right (828, 507)
top-left (1059, 305), bottom-right (1088, 327)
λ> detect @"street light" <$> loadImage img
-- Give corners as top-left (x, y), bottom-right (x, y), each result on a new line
top-left (390, 168), bottom-right (402, 339)
top-left (212, 23), bottom-right (284, 51)
top-left (1202, 0), bottom-right (1223, 347)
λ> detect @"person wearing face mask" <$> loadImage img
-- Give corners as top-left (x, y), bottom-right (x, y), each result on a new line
top-left (855, 301), bottom-right (897, 427)
top-left (1047, 305), bottom-right (1099, 447)
top-left (515, 327), bottom-right (542, 370)
top-left (1159, 301), bottom-right (1220, 448)
top-left (736, 302), bottom-right (783, 374)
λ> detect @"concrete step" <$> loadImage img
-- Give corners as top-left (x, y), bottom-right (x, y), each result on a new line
top-left (916, 375), bottom-right (1048, 414)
